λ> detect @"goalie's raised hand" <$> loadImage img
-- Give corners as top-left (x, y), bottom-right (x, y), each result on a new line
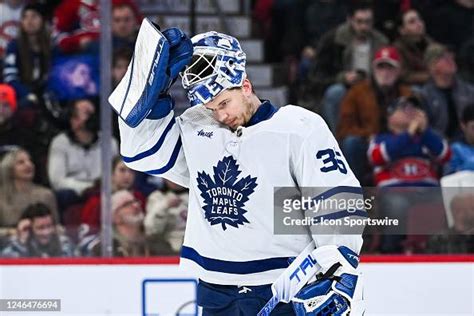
top-left (147, 27), bottom-right (193, 120)
top-left (108, 19), bottom-right (193, 127)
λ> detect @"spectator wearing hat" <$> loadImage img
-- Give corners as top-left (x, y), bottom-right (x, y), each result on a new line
top-left (0, 83), bottom-right (17, 125)
top-left (0, 84), bottom-right (44, 178)
top-left (0, 83), bottom-right (31, 152)
top-left (393, 9), bottom-right (435, 86)
top-left (446, 104), bottom-right (474, 174)
top-left (80, 156), bottom-right (145, 231)
top-left (3, 3), bottom-right (50, 108)
top-left (87, 190), bottom-right (160, 257)
top-left (418, 44), bottom-right (474, 139)
top-left (336, 46), bottom-right (412, 182)
top-left (1, 203), bottom-right (75, 257)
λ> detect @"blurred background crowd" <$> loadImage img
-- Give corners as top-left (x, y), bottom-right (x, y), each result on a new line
top-left (0, 0), bottom-right (472, 258)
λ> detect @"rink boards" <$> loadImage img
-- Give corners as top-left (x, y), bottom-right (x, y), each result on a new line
top-left (0, 256), bottom-right (472, 316)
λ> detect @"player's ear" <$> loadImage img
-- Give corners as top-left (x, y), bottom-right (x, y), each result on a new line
top-left (241, 78), bottom-right (253, 97)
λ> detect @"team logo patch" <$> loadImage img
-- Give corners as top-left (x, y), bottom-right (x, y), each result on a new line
top-left (197, 156), bottom-right (258, 230)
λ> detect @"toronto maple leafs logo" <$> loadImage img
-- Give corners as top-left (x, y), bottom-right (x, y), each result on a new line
top-left (197, 156), bottom-right (258, 230)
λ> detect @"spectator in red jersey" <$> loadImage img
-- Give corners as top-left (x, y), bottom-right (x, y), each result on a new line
top-left (52, 0), bottom-right (142, 55)
top-left (80, 156), bottom-right (145, 231)
top-left (368, 96), bottom-right (451, 187)
top-left (52, 0), bottom-right (100, 54)
top-left (368, 96), bottom-right (451, 253)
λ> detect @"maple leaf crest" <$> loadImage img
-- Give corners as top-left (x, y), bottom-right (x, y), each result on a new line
top-left (196, 156), bottom-right (258, 230)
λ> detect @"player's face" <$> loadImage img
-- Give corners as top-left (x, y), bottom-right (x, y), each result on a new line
top-left (204, 79), bottom-right (254, 130)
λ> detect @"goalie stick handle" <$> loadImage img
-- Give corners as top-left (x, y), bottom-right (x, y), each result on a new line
top-left (258, 296), bottom-right (279, 316)
top-left (257, 241), bottom-right (320, 316)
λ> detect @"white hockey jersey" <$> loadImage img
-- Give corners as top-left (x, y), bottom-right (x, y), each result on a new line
top-left (119, 101), bottom-right (364, 286)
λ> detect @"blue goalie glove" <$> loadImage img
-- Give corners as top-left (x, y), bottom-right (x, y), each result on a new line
top-left (108, 18), bottom-right (192, 127)
top-left (147, 28), bottom-right (192, 120)
top-left (292, 245), bottom-right (365, 316)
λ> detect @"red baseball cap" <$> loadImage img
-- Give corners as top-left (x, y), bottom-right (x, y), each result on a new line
top-left (373, 46), bottom-right (401, 67)
top-left (0, 84), bottom-right (17, 112)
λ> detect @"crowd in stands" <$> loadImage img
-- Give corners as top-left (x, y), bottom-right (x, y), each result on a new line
top-left (0, 0), bottom-right (472, 257)
top-left (255, 0), bottom-right (473, 253)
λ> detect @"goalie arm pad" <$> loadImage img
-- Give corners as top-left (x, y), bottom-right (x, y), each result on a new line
top-left (292, 245), bottom-right (364, 316)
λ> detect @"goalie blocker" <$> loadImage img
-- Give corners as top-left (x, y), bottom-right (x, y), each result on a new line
top-left (258, 243), bottom-right (365, 316)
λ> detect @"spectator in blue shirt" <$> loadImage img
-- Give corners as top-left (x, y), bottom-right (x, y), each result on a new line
top-left (446, 104), bottom-right (474, 174)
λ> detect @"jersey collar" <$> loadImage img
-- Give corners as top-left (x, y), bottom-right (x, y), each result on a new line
top-left (245, 100), bottom-right (278, 127)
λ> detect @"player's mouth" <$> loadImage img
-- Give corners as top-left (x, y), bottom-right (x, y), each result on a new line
top-left (226, 118), bottom-right (237, 127)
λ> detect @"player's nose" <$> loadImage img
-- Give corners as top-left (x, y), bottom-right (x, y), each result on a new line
top-left (215, 110), bottom-right (228, 123)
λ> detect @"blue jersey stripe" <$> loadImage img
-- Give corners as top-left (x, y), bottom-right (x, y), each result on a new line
top-left (312, 186), bottom-right (363, 202)
top-left (122, 118), bottom-right (176, 162)
top-left (181, 246), bottom-right (290, 274)
top-left (144, 137), bottom-right (182, 175)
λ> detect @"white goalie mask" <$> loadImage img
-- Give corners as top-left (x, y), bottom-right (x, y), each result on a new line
top-left (181, 31), bottom-right (247, 107)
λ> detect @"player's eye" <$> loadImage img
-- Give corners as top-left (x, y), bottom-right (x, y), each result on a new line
top-left (219, 101), bottom-right (229, 109)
